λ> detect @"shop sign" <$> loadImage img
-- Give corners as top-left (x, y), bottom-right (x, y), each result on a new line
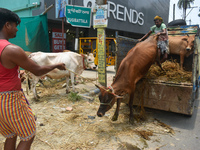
top-left (65, 5), bottom-right (91, 28)
top-left (52, 28), bottom-right (66, 52)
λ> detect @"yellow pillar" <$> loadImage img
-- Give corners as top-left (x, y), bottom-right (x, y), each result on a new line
top-left (97, 28), bottom-right (107, 86)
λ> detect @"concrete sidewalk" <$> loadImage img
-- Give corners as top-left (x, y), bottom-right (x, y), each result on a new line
top-left (80, 66), bottom-right (116, 86)
top-left (74, 66), bottom-right (116, 100)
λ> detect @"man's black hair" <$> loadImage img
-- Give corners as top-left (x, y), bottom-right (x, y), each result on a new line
top-left (0, 8), bottom-right (21, 31)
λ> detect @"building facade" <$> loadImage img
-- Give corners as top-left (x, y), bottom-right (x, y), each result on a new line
top-left (1, 0), bottom-right (170, 51)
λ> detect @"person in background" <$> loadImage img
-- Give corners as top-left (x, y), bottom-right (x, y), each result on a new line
top-left (138, 15), bottom-right (169, 64)
top-left (0, 8), bottom-right (66, 150)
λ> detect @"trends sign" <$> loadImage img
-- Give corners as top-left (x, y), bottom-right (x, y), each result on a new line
top-left (82, 0), bottom-right (169, 34)
top-left (107, 1), bottom-right (144, 26)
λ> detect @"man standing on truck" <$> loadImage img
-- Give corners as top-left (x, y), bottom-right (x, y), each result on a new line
top-left (138, 16), bottom-right (169, 64)
top-left (0, 8), bottom-right (66, 150)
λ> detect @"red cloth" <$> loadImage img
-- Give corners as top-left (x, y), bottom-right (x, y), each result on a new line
top-left (0, 40), bottom-right (21, 92)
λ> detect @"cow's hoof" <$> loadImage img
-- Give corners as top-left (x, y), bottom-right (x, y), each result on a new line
top-left (34, 95), bottom-right (40, 100)
top-left (34, 97), bottom-right (40, 101)
top-left (66, 90), bottom-right (70, 94)
top-left (111, 115), bottom-right (118, 121)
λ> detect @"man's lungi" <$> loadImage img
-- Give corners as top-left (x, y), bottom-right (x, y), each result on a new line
top-left (0, 90), bottom-right (36, 141)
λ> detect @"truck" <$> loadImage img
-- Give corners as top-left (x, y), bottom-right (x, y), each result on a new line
top-left (115, 25), bottom-right (200, 115)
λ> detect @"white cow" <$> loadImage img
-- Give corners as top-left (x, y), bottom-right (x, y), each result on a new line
top-left (27, 51), bottom-right (96, 99)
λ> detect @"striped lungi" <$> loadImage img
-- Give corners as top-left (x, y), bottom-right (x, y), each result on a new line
top-left (0, 90), bottom-right (36, 141)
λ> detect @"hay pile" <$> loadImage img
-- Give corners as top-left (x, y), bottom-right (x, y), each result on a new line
top-left (146, 60), bottom-right (192, 83)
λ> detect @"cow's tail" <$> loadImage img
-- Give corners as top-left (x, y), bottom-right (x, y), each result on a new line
top-left (28, 77), bottom-right (31, 90)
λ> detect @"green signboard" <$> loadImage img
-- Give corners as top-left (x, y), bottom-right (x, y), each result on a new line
top-left (65, 5), bottom-right (91, 28)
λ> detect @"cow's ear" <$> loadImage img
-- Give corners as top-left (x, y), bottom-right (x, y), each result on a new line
top-left (81, 54), bottom-right (87, 58)
top-left (182, 38), bottom-right (188, 42)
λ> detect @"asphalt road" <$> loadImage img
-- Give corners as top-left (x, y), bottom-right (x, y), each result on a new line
top-left (81, 66), bottom-right (200, 150)
top-left (150, 94), bottom-right (200, 150)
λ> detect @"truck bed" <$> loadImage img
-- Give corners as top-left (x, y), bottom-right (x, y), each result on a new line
top-left (133, 79), bottom-right (193, 115)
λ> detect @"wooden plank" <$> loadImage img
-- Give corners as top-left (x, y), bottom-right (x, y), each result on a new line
top-left (167, 25), bottom-right (199, 36)
top-left (168, 30), bottom-right (197, 35)
top-left (168, 25), bottom-right (199, 30)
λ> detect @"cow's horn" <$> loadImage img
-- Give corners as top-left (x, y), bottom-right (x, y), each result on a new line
top-left (107, 89), bottom-right (112, 92)
top-left (95, 84), bottom-right (101, 89)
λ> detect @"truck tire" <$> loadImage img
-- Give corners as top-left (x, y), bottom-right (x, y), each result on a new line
top-left (168, 19), bottom-right (186, 26)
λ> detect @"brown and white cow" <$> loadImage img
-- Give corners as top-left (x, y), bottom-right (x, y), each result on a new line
top-left (28, 51), bottom-right (96, 100)
top-left (96, 35), bottom-right (159, 124)
top-left (169, 34), bottom-right (195, 70)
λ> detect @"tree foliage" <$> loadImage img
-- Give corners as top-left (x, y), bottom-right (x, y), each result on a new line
top-left (177, 0), bottom-right (194, 20)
